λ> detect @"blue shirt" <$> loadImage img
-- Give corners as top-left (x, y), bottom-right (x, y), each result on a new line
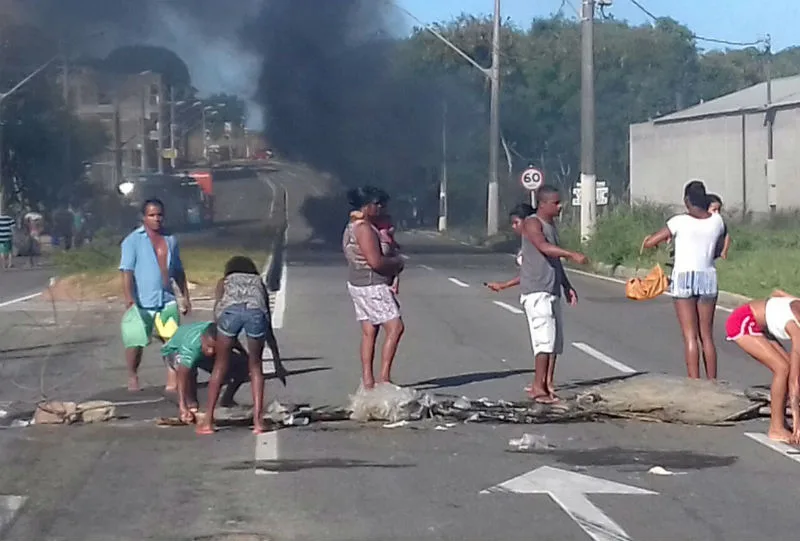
top-left (119, 227), bottom-right (184, 310)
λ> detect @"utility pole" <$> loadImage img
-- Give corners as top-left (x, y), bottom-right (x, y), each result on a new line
top-left (579, 0), bottom-right (597, 242)
top-left (140, 88), bottom-right (148, 172)
top-left (438, 100), bottom-right (448, 232)
top-left (169, 85), bottom-right (176, 170)
top-left (486, 0), bottom-right (501, 237)
top-left (157, 79), bottom-right (165, 174)
top-left (202, 107), bottom-right (208, 161)
top-left (113, 97), bottom-right (123, 187)
top-left (0, 105), bottom-right (4, 215)
top-left (764, 34), bottom-right (776, 214)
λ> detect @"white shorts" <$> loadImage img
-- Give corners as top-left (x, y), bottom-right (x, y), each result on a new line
top-left (521, 291), bottom-right (563, 356)
top-left (347, 282), bottom-right (401, 326)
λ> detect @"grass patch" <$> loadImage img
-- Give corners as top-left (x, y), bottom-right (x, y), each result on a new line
top-left (52, 229), bottom-right (271, 299)
top-left (560, 203), bottom-right (800, 299)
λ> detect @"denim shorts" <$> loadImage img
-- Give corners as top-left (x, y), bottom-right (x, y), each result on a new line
top-left (217, 304), bottom-right (269, 339)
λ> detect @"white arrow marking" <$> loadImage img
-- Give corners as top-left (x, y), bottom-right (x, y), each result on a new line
top-left (482, 466), bottom-right (656, 541)
top-left (0, 495), bottom-right (27, 533)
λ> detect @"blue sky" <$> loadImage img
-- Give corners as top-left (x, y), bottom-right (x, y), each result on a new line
top-left (399, 0), bottom-right (798, 52)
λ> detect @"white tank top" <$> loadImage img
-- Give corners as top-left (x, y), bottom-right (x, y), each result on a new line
top-left (765, 297), bottom-right (800, 340)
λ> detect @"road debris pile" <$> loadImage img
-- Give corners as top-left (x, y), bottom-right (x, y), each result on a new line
top-left (33, 400), bottom-right (117, 425)
top-left (345, 375), bottom-right (766, 426)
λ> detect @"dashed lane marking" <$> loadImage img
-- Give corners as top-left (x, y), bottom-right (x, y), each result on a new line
top-left (419, 264), bottom-right (434, 271)
top-left (572, 342), bottom-right (638, 374)
top-left (448, 277), bottom-right (470, 288)
top-left (493, 300), bottom-right (524, 315)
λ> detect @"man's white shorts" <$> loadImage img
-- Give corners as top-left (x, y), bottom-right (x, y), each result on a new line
top-left (520, 291), bottom-right (563, 356)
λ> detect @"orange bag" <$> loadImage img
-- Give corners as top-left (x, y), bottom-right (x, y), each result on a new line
top-left (625, 241), bottom-right (669, 301)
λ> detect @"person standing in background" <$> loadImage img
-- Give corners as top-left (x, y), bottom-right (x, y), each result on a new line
top-left (0, 210), bottom-right (14, 269)
top-left (642, 180), bottom-right (726, 380)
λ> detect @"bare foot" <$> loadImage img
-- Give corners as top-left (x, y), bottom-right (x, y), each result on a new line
top-left (164, 385), bottom-right (177, 393)
top-left (768, 427), bottom-right (794, 443)
top-left (195, 423), bottom-right (215, 436)
top-left (362, 378), bottom-right (375, 390)
top-left (179, 409), bottom-right (196, 425)
top-left (128, 376), bottom-right (141, 392)
top-left (527, 387), bottom-right (558, 404)
top-left (376, 378), bottom-right (394, 386)
top-left (253, 421), bottom-right (267, 435)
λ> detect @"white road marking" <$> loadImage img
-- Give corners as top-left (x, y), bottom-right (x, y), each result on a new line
top-left (272, 263), bottom-right (287, 329)
top-left (572, 342), bottom-right (637, 374)
top-left (261, 346), bottom-right (276, 372)
top-left (745, 432), bottom-right (800, 463)
top-left (493, 300), bottom-right (524, 315)
top-left (566, 268), bottom-right (734, 313)
top-left (255, 431), bottom-right (279, 475)
top-left (0, 292), bottom-right (41, 308)
top-left (400, 254), bottom-right (410, 260)
top-left (265, 177), bottom-right (277, 219)
top-left (419, 264), bottom-right (434, 271)
top-left (483, 466), bottom-right (656, 541)
top-left (0, 495), bottom-right (26, 533)
top-left (459, 241), bottom-right (471, 246)
top-left (448, 277), bottom-right (470, 288)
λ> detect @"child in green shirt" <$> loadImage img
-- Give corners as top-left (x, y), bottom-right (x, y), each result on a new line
top-left (161, 321), bottom-right (249, 424)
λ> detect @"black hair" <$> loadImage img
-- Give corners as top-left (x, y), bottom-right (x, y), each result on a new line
top-left (510, 203), bottom-right (535, 220)
top-left (224, 255), bottom-right (259, 276)
top-left (141, 198), bottom-right (164, 215)
top-left (346, 186), bottom-right (385, 210)
top-left (683, 180), bottom-right (708, 209)
top-left (537, 185), bottom-right (560, 199)
top-left (707, 193), bottom-right (722, 206)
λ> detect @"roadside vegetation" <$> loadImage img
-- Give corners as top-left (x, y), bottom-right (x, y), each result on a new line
top-left (556, 203), bottom-right (800, 300)
top-left (51, 229), bottom-right (271, 301)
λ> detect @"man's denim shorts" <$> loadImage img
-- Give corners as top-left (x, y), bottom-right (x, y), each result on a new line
top-left (217, 304), bottom-right (269, 339)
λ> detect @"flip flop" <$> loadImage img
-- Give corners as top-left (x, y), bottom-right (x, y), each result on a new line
top-left (527, 392), bottom-right (559, 404)
top-left (195, 425), bottom-right (215, 436)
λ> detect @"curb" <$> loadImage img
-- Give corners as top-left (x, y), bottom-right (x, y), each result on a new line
top-left (565, 261), bottom-right (753, 309)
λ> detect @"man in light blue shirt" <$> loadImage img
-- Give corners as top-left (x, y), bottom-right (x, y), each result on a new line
top-left (120, 198), bottom-right (191, 392)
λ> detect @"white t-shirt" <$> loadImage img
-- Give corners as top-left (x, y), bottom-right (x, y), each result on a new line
top-left (666, 212), bottom-right (725, 297)
top-left (667, 212), bottom-right (725, 273)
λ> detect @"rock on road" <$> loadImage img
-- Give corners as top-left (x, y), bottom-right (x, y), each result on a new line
top-left (1, 164), bottom-right (798, 541)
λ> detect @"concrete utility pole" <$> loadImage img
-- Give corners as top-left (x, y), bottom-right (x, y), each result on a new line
top-left (579, 0), bottom-right (597, 243)
top-left (169, 85), bottom-right (177, 170)
top-left (140, 88), bottom-right (148, 172)
top-left (157, 80), bottom-right (165, 174)
top-left (486, 0), bottom-right (501, 237)
top-left (438, 100), bottom-right (448, 232)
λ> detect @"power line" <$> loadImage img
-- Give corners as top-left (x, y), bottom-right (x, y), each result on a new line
top-left (627, 0), bottom-right (766, 48)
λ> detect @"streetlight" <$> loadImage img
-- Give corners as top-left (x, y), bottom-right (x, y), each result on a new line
top-left (0, 56), bottom-right (60, 214)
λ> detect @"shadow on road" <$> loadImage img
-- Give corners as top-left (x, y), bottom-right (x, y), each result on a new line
top-left (226, 458), bottom-right (416, 472)
top-left (408, 368), bottom-right (534, 390)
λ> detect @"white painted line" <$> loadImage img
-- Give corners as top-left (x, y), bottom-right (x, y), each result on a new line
top-left (459, 241), bottom-right (470, 246)
top-left (255, 430), bottom-right (279, 475)
top-left (0, 292), bottom-right (41, 308)
top-left (448, 277), bottom-right (470, 288)
top-left (400, 254), bottom-right (410, 260)
top-left (493, 300), bottom-right (524, 315)
top-left (0, 495), bottom-right (26, 533)
top-left (272, 263), bottom-right (287, 329)
top-left (419, 264), bottom-right (434, 271)
top-left (745, 432), bottom-right (800, 463)
top-left (565, 268), bottom-right (734, 313)
top-left (572, 342), bottom-right (637, 374)
top-left (265, 177), bottom-right (277, 219)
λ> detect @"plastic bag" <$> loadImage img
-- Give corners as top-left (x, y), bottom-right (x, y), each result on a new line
top-left (349, 382), bottom-right (421, 423)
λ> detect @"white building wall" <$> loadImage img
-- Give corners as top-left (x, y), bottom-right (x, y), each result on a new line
top-left (629, 109), bottom-right (800, 215)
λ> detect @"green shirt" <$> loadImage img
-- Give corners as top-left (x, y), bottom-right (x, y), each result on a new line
top-left (160, 322), bottom-right (213, 368)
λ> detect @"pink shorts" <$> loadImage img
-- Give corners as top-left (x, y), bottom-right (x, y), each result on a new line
top-left (725, 304), bottom-right (763, 341)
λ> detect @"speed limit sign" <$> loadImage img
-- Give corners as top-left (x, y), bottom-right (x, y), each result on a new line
top-left (520, 167), bottom-right (543, 191)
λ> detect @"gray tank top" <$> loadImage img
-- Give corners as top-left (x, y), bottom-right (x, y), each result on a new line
top-left (343, 221), bottom-right (391, 287)
top-left (216, 273), bottom-right (269, 314)
top-left (520, 216), bottom-right (562, 296)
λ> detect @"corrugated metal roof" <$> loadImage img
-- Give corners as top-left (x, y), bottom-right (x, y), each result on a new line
top-left (654, 74), bottom-right (800, 123)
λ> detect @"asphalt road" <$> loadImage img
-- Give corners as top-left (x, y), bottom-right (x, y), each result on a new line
top-left (1, 166), bottom-right (798, 541)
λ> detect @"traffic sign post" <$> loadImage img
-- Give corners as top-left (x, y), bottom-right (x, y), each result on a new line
top-left (571, 180), bottom-right (609, 207)
top-left (521, 167), bottom-right (544, 207)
